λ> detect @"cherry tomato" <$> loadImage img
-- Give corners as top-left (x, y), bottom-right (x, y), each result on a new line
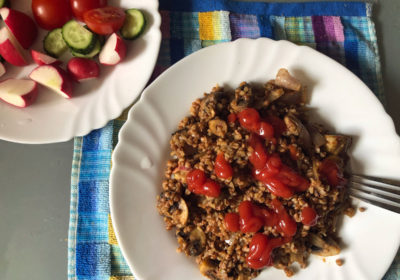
top-left (201, 179), bottom-right (221, 198)
top-left (70, 0), bottom-right (107, 21)
top-left (32, 0), bottom-right (73, 30)
top-left (214, 153), bottom-right (233, 179)
top-left (238, 108), bottom-right (260, 131)
top-left (301, 207), bottom-right (318, 226)
top-left (224, 213), bottom-right (240, 232)
top-left (83, 6), bottom-right (125, 35)
top-left (186, 169), bottom-right (206, 191)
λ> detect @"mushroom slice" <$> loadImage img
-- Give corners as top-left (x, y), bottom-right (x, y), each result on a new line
top-left (177, 198), bottom-right (189, 225)
top-left (308, 125), bottom-right (326, 149)
top-left (229, 82), bottom-right (253, 113)
top-left (199, 94), bottom-right (216, 121)
top-left (275, 68), bottom-right (302, 91)
top-left (199, 258), bottom-right (219, 279)
top-left (284, 114), bottom-right (312, 151)
top-left (266, 88), bottom-right (284, 104)
top-left (324, 134), bottom-right (352, 155)
top-left (208, 119), bottom-right (228, 137)
top-left (309, 233), bottom-right (341, 256)
top-left (187, 227), bottom-right (207, 256)
top-left (166, 197), bottom-right (188, 226)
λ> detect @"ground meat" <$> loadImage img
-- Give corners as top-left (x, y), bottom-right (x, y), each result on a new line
top-left (156, 69), bottom-right (352, 279)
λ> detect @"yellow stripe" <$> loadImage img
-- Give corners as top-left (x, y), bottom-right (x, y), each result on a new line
top-left (212, 12), bottom-right (222, 40)
top-left (199, 12), bottom-right (215, 40)
top-left (109, 276), bottom-right (135, 280)
top-left (108, 214), bottom-right (119, 245)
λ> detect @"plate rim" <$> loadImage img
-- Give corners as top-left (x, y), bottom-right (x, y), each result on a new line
top-left (110, 37), bottom-right (400, 280)
top-left (0, 0), bottom-right (162, 144)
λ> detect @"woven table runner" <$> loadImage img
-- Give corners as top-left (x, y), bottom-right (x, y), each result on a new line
top-left (68, 1), bottom-right (398, 279)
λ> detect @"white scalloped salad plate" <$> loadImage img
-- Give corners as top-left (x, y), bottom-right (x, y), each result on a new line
top-left (110, 38), bottom-right (400, 280)
top-left (0, 0), bottom-right (161, 143)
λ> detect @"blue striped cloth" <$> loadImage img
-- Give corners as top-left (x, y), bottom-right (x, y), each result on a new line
top-left (67, 1), bottom-right (398, 280)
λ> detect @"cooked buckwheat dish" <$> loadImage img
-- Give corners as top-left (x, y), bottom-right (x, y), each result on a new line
top-left (157, 69), bottom-right (353, 279)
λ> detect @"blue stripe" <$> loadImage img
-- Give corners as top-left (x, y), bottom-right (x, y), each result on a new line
top-left (344, 40), bottom-right (360, 77)
top-left (257, 15), bottom-right (273, 38)
top-left (170, 38), bottom-right (185, 63)
top-left (159, 0), bottom-right (367, 16)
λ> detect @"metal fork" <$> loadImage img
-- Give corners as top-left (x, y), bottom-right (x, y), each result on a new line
top-left (348, 174), bottom-right (400, 214)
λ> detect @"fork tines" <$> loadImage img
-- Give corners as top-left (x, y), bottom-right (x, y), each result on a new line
top-left (348, 174), bottom-right (400, 214)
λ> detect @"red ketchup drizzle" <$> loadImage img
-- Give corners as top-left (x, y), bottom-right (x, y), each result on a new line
top-left (300, 206), bottom-right (318, 226)
top-left (238, 201), bottom-right (264, 233)
top-left (224, 213), bottom-right (240, 232)
top-left (270, 199), bottom-right (297, 237)
top-left (228, 200), bottom-right (297, 236)
top-left (248, 133), bottom-right (310, 198)
top-left (227, 113), bottom-right (237, 123)
top-left (319, 158), bottom-right (347, 187)
top-left (214, 152), bottom-right (233, 179)
top-left (238, 108), bottom-right (275, 140)
top-left (225, 199), bottom-right (297, 268)
top-left (247, 233), bottom-right (291, 269)
top-left (186, 169), bottom-right (221, 198)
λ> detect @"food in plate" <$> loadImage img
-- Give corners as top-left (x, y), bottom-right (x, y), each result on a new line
top-left (0, 1), bottom-right (146, 108)
top-left (0, 27), bottom-right (29, 67)
top-left (0, 78), bottom-right (38, 107)
top-left (0, 7), bottom-right (38, 49)
top-left (31, 0), bottom-right (73, 30)
top-left (29, 65), bottom-right (74, 98)
top-left (157, 69), bottom-right (353, 279)
top-left (99, 33), bottom-right (126, 66)
top-left (67, 57), bottom-right (100, 81)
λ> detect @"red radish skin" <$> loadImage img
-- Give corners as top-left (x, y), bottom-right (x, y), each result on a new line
top-left (0, 62), bottom-right (5, 77)
top-left (0, 27), bottom-right (29, 66)
top-left (99, 33), bottom-right (126, 66)
top-left (0, 8), bottom-right (38, 49)
top-left (0, 79), bottom-right (38, 108)
top-left (29, 65), bottom-right (74, 98)
top-left (67, 58), bottom-right (100, 82)
top-left (31, 50), bottom-right (61, 66)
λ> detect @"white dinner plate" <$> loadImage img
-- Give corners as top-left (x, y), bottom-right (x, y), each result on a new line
top-left (0, 0), bottom-right (161, 144)
top-left (110, 38), bottom-right (400, 280)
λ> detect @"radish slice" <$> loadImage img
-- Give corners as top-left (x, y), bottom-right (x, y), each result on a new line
top-left (0, 79), bottom-right (38, 108)
top-left (30, 65), bottom-right (74, 98)
top-left (99, 33), bottom-right (126, 66)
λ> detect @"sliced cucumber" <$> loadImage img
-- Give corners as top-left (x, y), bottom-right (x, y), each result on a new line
top-left (71, 39), bottom-right (101, 58)
top-left (120, 9), bottom-right (146, 40)
top-left (43, 28), bottom-right (68, 58)
top-left (62, 20), bottom-right (96, 54)
top-left (84, 25), bottom-right (105, 46)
